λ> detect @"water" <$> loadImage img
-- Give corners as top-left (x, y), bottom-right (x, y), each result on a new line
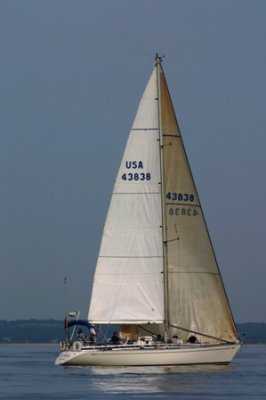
top-left (0, 344), bottom-right (265, 399)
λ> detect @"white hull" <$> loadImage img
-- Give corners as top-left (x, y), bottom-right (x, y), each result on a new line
top-left (55, 343), bottom-right (241, 367)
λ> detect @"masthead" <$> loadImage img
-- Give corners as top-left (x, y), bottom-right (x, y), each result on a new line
top-left (155, 53), bottom-right (164, 65)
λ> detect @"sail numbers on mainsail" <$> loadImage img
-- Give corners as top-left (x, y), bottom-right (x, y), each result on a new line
top-left (121, 172), bottom-right (151, 181)
top-left (121, 159), bottom-right (152, 181)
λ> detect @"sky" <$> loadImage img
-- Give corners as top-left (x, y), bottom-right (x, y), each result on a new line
top-left (0, 0), bottom-right (265, 323)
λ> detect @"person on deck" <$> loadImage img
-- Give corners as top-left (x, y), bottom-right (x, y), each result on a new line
top-left (111, 331), bottom-right (121, 344)
top-left (89, 326), bottom-right (97, 344)
top-left (76, 328), bottom-right (85, 342)
top-left (172, 335), bottom-right (183, 345)
top-left (187, 334), bottom-right (200, 344)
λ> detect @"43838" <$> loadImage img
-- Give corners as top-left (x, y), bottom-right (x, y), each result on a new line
top-left (169, 207), bottom-right (198, 217)
top-left (166, 192), bottom-right (195, 202)
top-left (121, 172), bottom-right (151, 181)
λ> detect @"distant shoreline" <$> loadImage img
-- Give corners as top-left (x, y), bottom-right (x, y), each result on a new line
top-left (0, 320), bottom-right (266, 344)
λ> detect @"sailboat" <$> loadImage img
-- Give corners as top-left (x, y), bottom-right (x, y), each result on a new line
top-left (55, 54), bottom-right (241, 367)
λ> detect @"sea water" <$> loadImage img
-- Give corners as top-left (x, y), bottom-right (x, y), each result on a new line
top-left (0, 344), bottom-right (265, 399)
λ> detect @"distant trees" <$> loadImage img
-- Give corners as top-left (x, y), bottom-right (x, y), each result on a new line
top-left (0, 319), bottom-right (64, 343)
top-left (0, 320), bottom-right (266, 343)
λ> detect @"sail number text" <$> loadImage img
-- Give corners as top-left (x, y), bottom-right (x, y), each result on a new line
top-left (169, 207), bottom-right (198, 217)
top-left (121, 160), bottom-right (151, 181)
top-left (166, 192), bottom-right (195, 202)
top-left (122, 172), bottom-right (151, 181)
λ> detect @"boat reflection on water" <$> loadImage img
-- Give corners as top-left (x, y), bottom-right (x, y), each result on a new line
top-left (89, 364), bottom-right (235, 394)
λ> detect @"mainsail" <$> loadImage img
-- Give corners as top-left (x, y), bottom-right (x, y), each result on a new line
top-left (88, 56), bottom-right (238, 343)
top-left (88, 67), bottom-right (164, 324)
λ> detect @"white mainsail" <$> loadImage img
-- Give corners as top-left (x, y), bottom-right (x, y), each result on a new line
top-left (88, 56), bottom-right (238, 343)
top-left (88, 68), bottom-right (164, 324)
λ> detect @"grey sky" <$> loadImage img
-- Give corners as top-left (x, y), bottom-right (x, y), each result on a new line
top-left (0, 0), bottom-right (265, 322)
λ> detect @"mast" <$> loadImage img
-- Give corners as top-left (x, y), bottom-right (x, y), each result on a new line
top-left (155, 54), bottom-right (170, 341)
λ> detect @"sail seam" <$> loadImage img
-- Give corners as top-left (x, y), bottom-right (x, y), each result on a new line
top-left (166, 203), bottom-right (200, 207)
top-left (94, 273), bottom-right (163, 275)
top-left (163, 134), bottom-right (181, 137)
top-left (113, 192), bottom-right (161, 195)
top-left (131, 128), bottom-right (158, 131)
top-left (99, 256), bottom-right (163, 259)
top-left (168, 271), bottom-right (220, 275)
